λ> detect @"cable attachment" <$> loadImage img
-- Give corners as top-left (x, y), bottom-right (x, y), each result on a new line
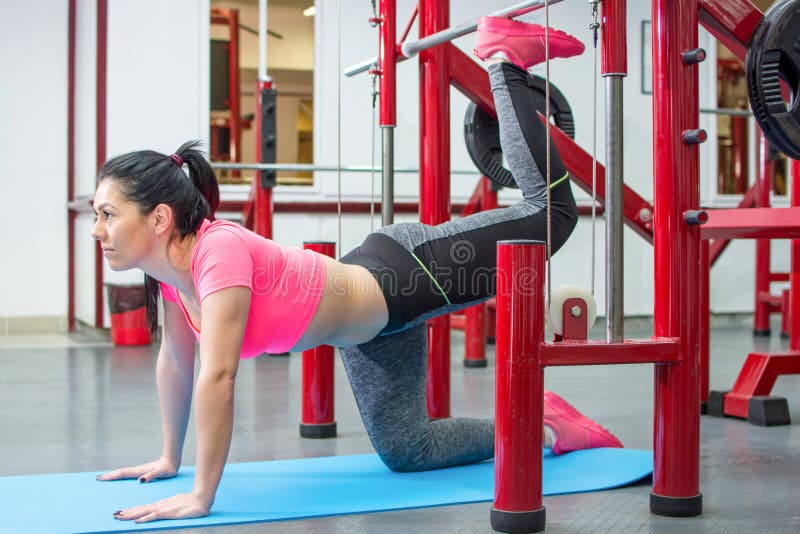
top-left (369, 0), bottom-right (380, 27)
top-left (369, 65), bottom-right (380, 108)
top-left (588, 0), bottom-right (600, 48)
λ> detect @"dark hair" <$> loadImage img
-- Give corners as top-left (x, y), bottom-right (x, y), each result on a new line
top-left (98, 140), bottom-right (220, 335)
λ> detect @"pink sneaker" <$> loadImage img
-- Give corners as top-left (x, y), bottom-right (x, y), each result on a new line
top-left (473, 17), bottom-right (585, 70)
top-left (543, 390), bottom-right (623, 455)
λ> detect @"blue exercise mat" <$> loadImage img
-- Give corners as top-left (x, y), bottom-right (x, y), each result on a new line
top-left (0, 448), bottom-right (651, 533)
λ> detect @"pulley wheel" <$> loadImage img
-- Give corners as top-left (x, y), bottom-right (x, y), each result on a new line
top-left (464, 74), bottom-right (575, 189)
top-left (746, 0), bottom-right (800, 159)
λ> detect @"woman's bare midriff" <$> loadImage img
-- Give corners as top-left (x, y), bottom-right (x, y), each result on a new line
top-left (291, 255), bottom-right (389, 351)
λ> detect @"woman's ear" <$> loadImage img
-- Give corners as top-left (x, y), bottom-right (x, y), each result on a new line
top-left (151, 204), bottom-right (173, 237)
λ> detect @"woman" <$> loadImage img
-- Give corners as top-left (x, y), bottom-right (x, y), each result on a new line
top-left (95, 18), bottom-right (622, 524)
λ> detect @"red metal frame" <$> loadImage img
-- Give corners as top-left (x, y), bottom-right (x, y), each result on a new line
top-left (68, 0), bottom-right (76, 331)
top-left (210, 8), bottom-right (242, 174)
top-left (419, 0), bottom-right (451, 420)
top-left (95, 0), bottom-right (108, 329)
top-left (755, 131), bottom-right (776, 333)
top-left (300, 242), bottom-right (337, 435)
top-left (601, 0), bottom-right (627, 75)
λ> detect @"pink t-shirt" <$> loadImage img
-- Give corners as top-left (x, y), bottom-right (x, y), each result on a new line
top-left (160, 219), bottom-right (326, 358)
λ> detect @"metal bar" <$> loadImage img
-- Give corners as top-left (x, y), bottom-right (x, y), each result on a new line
top-left (95, 0), bottom-right (107, 330)
top-left (382, 128), bottom-right (395, 225)
top-left (379, 0), bottom-right (397, 225)
top-left (399, 5), bottom-right (418, 44)
top-left (491, 240), bottom-right (546, 532)
top-left (210, 162), bottom-right (480, 174)
top-left (420, 0), bottom-right (451, 420)
top-left (255, 80), bottom-right (274, 238)
top-left (650, 0), bottom-right (702, 515)
top-left (402, 0), bottom-right (563, 58)
top-left (300, 241), bottom-right (337, 439)
top-left (709, 183), bottom-right (757, 265)
top-left (68, 0), bottom-right (76, 332)
top-left (602, 0), bottom-right (627, 343)
top-left (754, 131), bottom-right (773, 334)
top-left (229, 10), bottom-right (242, 172)
top-left (258, 0), bottom-right (268, 81)
top-left (698, 0), bottom-right (762, 61)
top-left (700, 207), bottom-right (800, 240)
top-left (700, 107), bottom-right (754, 117)
top-left (539, 338), bottom-right (681, 366)
top-left (345, 0), bottom-right (564, 77)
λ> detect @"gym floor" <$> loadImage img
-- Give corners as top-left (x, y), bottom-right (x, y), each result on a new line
top-left (1, 316), bottom-right (799, 533)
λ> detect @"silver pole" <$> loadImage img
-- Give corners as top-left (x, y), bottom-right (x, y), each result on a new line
top-left (345, 0), bottom-right (565, 77)
top-left (258, 0), bottom-right (269, 81)
top-left (382, 127), bottom-right (395, 225)
top-left (605, 76), bottom-right (624, 343)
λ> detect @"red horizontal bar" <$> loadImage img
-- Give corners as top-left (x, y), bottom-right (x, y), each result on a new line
top-left (698, 0), bottom-right (762, 61)
top-left (770, 273), bottom-right (790, 283)
top-left (701, 207), bottom-right (800, 240)
top-left (540, 338), bottom-right (681, 367)
top-left (709, 183), bottom-right (758, 266)
top-left (757, 291), bottom-right (783, 307)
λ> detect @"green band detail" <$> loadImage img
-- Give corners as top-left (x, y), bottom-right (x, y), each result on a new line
top-left (409, 252), bottom-right (452, 306)
top-left (549, 172), bottom-right (570, 189)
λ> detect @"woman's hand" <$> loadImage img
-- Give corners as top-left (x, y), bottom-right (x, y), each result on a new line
top-left (112, 493), bottom-right (210, 523)
top-left (95, 457), bottom-right (178, 483)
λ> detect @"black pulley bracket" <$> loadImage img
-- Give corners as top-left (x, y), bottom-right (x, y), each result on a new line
top-left (746, 0), bottom-right (800, 160)
top-left (464, 75), bottom-right (575, 189)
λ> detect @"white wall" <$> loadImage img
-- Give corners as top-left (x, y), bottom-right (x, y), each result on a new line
top-left (0, 1), bottom-right (69, 321)
top-left (72, 0), bottom-right (210, 327)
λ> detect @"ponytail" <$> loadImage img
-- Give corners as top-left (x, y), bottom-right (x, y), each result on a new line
top-left (98, 140), bottom-right (221, 335)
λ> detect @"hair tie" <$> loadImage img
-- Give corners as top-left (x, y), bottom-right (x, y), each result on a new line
top-left (169, 154), bottom-right (184, 167)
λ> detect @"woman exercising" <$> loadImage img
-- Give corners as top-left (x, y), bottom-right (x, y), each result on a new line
top-left (95, 17), bottom-right (622, 524)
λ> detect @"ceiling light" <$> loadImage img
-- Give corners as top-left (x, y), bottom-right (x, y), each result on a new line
top-left (303, 6), bottom-right (316, 17)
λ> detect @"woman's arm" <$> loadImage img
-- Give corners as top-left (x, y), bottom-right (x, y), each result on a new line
top-left (190, 286), bottom-right (250, 509)
top-left (156, 299), bottom-right (198, 470)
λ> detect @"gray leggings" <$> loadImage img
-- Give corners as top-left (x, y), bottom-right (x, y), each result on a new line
top-left (338, 63), bottom-right (578, 471)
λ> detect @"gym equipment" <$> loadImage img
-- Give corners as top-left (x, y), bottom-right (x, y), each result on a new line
top-left (464, 76), bottom-right (575, 189)
top-left (0, 449), bottom-right (652, 533)
top-left (746, 0), bottom-right (800, 160)
top-left (545, 284), bottom-right (598, 338)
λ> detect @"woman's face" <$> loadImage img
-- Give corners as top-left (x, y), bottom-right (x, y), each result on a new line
top-left (91, 179), bottom-right (156, 271)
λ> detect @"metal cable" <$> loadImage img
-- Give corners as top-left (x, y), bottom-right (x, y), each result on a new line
top-left (590, 0), bottom-right (600, 295)
top-left (336, 0), bottom-right (343, 258)
top-left (545, 1), bottom-right (552, 309)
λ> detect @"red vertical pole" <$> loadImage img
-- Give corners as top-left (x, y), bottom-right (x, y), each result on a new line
top-left (491, 240), bottom-right (546, 533)
top-left (463, 178), bottom-right (496, 368)
top-left (419, 0), bottom-right (451, 419)
top-left (68, 0), bottom-right (76, 332)
top-left (95, 0), bottom-right (108, 329)
top-left (650, 0), bottom-right (702, 516)
top-left (730, 112), bottom-right (748, 193)
top-left (228, 10), bottom-right (242, 173)
top-left (700, 240), bottom-right (710, 411)
top-left (754, 130), bottom-right (772, 335)
top-left (300, 241), bottom-right (337, 439)
top-left (790, 159), bottom-right (800, 352)
top-left (254, 79), bottom-right (274, 239)
top-left (379, 0), bottom-right (396, 127)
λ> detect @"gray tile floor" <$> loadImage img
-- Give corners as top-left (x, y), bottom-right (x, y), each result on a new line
top-left (1, 316), bottom-right (799, 533)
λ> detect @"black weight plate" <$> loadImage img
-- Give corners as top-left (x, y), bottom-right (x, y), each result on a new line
top-left (746, 0), bottom-right (800, 160)
top-left (464, 74), bottom-right (575, 189)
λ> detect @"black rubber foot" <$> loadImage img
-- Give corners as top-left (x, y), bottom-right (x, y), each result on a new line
top-left (650, 492), bottom-right (702, 517)
top-left (706, 390), bottom-right (729, 417)
top-left (753, 329), bottom-right (771, 337)
top-left (486, 337), bottom-right (496, 345)
top-left (268, 352), bottom-right (291, 357)
top-left (748, 395), bottom-right (791, 426)
top-left (700, 401), bottom-right (707, 415)
top-left (299, 422), bottom-right (337, 439)
top-left (490, 507), bottom-right (545, 533)
top-left (464, 358), bottom-right (488, 368)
